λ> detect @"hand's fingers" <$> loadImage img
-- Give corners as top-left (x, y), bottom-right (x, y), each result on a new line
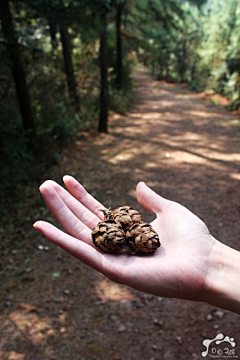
top-left (49, 180), bottom-right (101, 229)
top-left (136, 182), bottom-right (170, 214)
top-left (33, 221), bottom-right (103, 273)
top-left (40, 181), bottom-right (92, 245)
top-left (63, 176), bottom-right (105, 220)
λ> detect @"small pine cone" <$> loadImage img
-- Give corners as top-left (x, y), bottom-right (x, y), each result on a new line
top-left (92, 220), bottom-right (126, 253)
top-left (102, 206), bottom-right (143, 231)
top-left (126, 223), bottom-right (160, 254)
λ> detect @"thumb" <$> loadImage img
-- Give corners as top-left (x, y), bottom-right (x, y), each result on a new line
top-left (136, 182), bottom-right (169, 214)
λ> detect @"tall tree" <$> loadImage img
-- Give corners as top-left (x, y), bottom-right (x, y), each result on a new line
top-left (115, 0), bottom-right (126, 89)
top-left (58, 0), bottom-right (80, 108)
top-left (27, 0), bottom-right (80, 107)
top-left (0, 0), bottom-right (36, 137)
top-left (98, 10), bottom-right (108, 133)
top-left (48, 14), bottom-right (58, 51)
top-left (59, 21), bottom-right (80, 107)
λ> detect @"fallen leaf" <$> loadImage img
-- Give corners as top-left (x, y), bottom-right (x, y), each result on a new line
top-left (52, 271), bottom-right (61, 278)
top-left (18, 303), bottom-right (37, 313)
top-left (6, 279), bottom-right (17, 292)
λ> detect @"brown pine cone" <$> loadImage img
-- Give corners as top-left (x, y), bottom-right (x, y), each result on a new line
top-left (126, 223), bottom-right (160, 254)
top-left (92, 220), bottom-right (126, 253)
top-left (102, 206), bottom-right (143, 231)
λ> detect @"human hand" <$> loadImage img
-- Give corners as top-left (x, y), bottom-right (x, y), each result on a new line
top-left (34, 176), bottom-right (216, 302)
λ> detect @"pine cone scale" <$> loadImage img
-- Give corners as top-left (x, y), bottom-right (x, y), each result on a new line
top-left (126, 223), bottom-right (160, 254)
top-left (92, 220), bottom-right (126, 253)
top-left (103, 206), bottom-right (143, 231)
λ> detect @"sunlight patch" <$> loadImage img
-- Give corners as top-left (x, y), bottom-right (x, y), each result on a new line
top-left (95, 279), bottom-right (134, 302)
top-left (230, 173), bottom-right (240, 181)
top-left (185, 110), bottom-right (221, 118)
top-left (145, 162), bottom-right (159, 168)
top-left (0, 350), bottom-right (25, 360)
top-left (108, 151), bottom-right (135, 164)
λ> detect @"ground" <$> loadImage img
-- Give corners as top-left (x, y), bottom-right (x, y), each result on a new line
top-left (1, 67), bottom-right (240, 360)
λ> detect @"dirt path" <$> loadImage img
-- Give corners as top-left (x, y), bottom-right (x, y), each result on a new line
top-left (1, 67), bottom-right (240, 360)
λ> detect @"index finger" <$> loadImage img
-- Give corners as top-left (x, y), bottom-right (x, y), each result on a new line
top-left (63, 175), bottom-right (105, 220)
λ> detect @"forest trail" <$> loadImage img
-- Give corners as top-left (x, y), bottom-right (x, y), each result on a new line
top-left (1, 66), bottom-right (240, 360)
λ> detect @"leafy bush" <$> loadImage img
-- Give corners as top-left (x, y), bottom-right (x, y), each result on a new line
top-left (34, 99), bottom-right (82, 146)
top-left (80, 94), bottom-right (99, 128)
top-left (109, 59), bottom-right (134, 114)
top-left (109, 87), bottom-right (133, 115)
top-left (0, 104), bottom-right (33, 197)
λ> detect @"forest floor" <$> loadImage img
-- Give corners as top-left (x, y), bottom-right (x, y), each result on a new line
top-left (1, 66), bottom-right (240, 360)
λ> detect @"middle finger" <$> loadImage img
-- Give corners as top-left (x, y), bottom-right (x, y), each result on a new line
top-left (48, 180), bottom-right (101, 229)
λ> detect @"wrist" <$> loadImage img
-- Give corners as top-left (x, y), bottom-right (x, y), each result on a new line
top-left (201, 238), bottom-right (240, 314)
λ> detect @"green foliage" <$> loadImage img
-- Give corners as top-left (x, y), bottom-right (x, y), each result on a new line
top-left (110, 87), bottom-right (133, 114)
top-left (134, 0), bottom-right (240, 110)
top-left (109, 59), bottom-right (134, 114)
top-left (0, 104), bottom-right (33, 195)
top-left (194, 0), bottom-right (240, 106)
top-left (35, 99), bottom-right (82, 146)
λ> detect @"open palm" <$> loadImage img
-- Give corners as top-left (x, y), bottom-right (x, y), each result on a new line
top-left (34, 176), bottom-right (216, 302)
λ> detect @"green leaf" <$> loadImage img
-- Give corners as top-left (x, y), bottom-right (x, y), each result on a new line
top-left (52, 271), bottom-right (61, 278)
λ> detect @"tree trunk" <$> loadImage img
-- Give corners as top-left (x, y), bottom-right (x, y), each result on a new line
top-left (116, 3), bottom-right (123, 89)
top-left (190, 59), bottom-right (197, 83)
top-left (151, 60), bottom-right (156, 77)
top-left (0, 0), bottom-right (36, 136)
top-left (59, 22), bottom-right (80, 107)
top-left (98, 12), bottom-right (108, 133)
top-left (48, 16), bottom-right (57, 50)
top-left (179, 38), bottom-right (187, 83)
